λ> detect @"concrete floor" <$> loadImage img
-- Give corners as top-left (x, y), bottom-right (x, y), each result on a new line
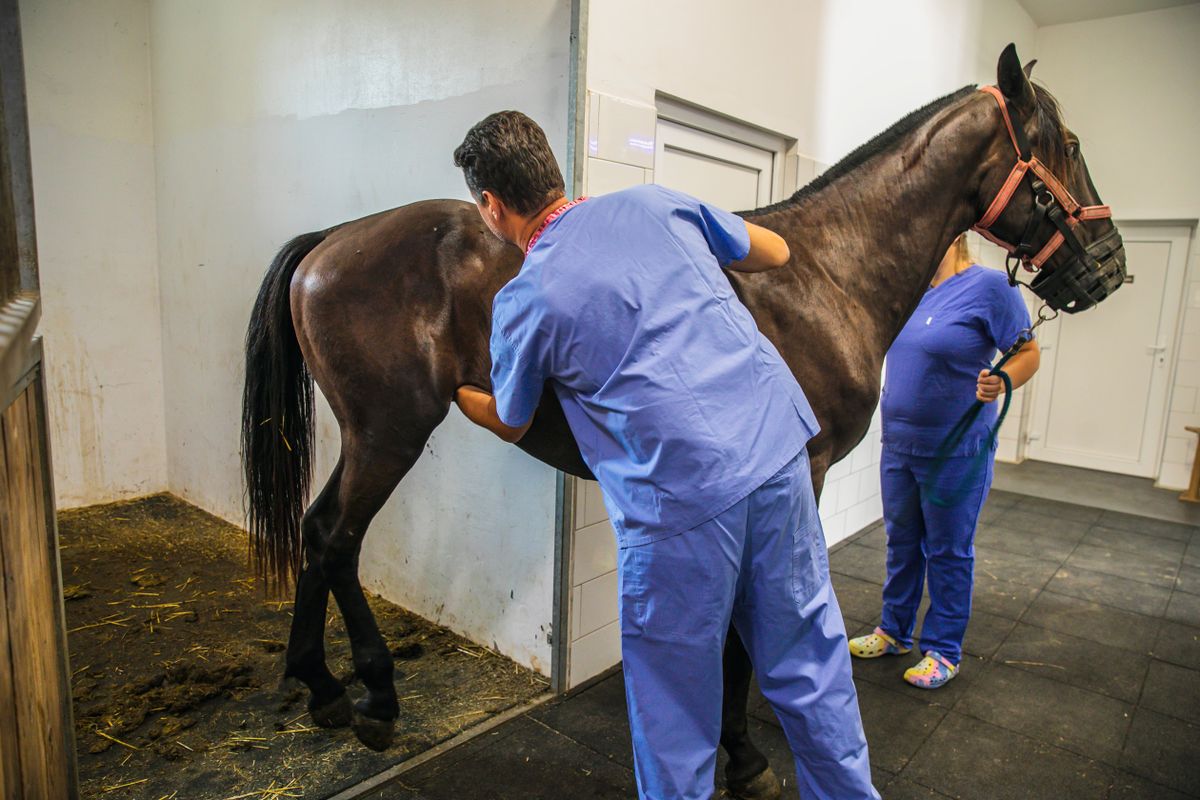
top-left (362, 470), bottom-right (1200, 799)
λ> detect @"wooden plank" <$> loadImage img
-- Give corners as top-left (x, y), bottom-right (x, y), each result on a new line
top-left (1, 383), bottom-right (72, 799)
top-left (0, 401), bottom-right (23, 799)
top-left (30, 370), bottom-right (77, 792)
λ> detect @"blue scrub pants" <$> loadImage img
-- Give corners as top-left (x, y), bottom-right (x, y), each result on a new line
top-left (617, 451), bottom-right (879, 800)
top-left (879, 447), bottom-right (994, 665)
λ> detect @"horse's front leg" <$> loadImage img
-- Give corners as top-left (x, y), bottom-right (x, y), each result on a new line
top-left (721, 628), bottom-right (783, 800)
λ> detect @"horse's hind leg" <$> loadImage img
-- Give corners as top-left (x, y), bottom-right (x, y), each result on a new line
top-left (321, 431), bottom-right (433, 751)
top-left (284, 459), bottom-right (352, 728)
top-left (722, 628), bottom-right (782, 800)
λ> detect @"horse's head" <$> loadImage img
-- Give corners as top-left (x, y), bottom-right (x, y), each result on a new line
top-left (972, 44), bottom-right (1126, 314)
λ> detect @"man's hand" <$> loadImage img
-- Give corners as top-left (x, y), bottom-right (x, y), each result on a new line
top-left (977, 370), bottom-right (1004, 403)
top-left (454, 385), bottom-right (532, 443)
top-left (727, 222), bottom-right (790, 272)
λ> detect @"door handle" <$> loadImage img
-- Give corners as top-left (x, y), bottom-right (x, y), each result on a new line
top-left (1146, 343), bottom-right (1167, 355)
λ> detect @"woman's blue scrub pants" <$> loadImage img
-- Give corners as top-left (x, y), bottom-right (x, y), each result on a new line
top-left (617, 451), bottom-right (879, 800)
top-left (879, 448), bottom-right (994, 665)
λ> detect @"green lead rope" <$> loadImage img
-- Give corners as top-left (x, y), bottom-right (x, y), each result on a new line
top-left (923, 334), bottom-right (1028, 508)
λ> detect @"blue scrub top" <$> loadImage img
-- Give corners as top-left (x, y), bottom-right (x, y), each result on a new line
top-left (881, 265), bottom-right (1031, 457)
top-left (489, 184), bottom-right (819, 547)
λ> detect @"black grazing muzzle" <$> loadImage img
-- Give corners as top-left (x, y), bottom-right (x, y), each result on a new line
top-left (971, 86), bottom-right (1123, 314)
top-left (1029, 225), bottom-right (1126, 313)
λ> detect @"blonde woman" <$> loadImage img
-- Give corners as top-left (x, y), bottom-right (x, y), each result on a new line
top-left (850, 235), bottom-right (1040, 688)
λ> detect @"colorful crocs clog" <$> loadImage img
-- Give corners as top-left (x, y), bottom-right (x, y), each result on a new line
top-left (849, 627), bottom-right (911, 658)
top-left (903, 650), bottom-right (959, 689)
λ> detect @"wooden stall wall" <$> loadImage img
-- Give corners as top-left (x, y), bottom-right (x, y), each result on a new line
top-left (0, 346), bottom-right (75, 799)
top-left (0, 0), bottom-right (77, 795)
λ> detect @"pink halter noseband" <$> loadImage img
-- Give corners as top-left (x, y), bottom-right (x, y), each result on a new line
top-left (970, 86), bottom-right (1124, 312)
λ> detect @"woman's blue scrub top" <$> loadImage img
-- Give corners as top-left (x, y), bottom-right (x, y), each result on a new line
top-left (489, 184), bottom-right (819, 547)
top-left (881, 265), bottom-right (1031, 457)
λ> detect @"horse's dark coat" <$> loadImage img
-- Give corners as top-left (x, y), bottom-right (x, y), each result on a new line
top-left (242, 45), bottom-right (1123, 780)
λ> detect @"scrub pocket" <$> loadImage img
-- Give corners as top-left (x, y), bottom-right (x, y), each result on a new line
top-left (791, 516), bottom-right (830, 607)
top-left (619, 531), bottom-right (728, 644)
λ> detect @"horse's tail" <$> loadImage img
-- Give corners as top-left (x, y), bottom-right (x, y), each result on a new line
top-left (241, 230), bottom-right (327, 591)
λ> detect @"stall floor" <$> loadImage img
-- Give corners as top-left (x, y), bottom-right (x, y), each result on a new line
top-left (60, 495), bottom-right (548, 800)
top-left (366, 473), bottom-right (1200, 799)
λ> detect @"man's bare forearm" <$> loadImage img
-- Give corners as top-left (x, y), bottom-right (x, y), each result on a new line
top-left (454, 385), bottom-right (532, 443)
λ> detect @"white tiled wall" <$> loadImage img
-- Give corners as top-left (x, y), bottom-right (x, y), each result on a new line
top-left (567, 92), bottom-right (657, 688)
top-left (1158, 242), bottom-right (1200, 490)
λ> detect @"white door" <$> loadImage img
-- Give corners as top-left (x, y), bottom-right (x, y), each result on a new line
top-left (1026, 224), bottom-right (1192, 477)
top-left (654, 120), bottom-right (775, 210)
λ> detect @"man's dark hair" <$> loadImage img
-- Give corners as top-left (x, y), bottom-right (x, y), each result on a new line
top-left (453, 111), bottom-right (565, 216)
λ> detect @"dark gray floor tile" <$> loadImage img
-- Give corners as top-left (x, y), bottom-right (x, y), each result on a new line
top-left (403, 716), bottom-right (637, 799)
top-left (978, 503), bottom-right (1011, 526)
top-left (904, 712), bottom-right (1115, 800)
top-left (906, 605), bottom-right (1015, 659)
top-left (974, 547), bottom-right (1061, 588)
top-left (993, 622), bottom-right (1149, 703)
top-left (974, 523), bottom-right (1077, 562)
top-left (971, 572), bottom-right (1042, 620)
top-left (1016, 495), bottom-right (1105, 524)
top-left (835, 678), bottom-right (946, 774)
top-left (842, 616), bottom-right (872, 638)
top-left (831, 573), bottom-right (885, 623)
top-left (1084, 525), bottom-right (1188, 560)
top-left (1165, 590), bottom-right (1200, 627)
top-left (960, 610), bottom-right (1018, 659)
top-left (881, 777), bottom-right (955, 798)
top-left (1139, 659), bottom-right (1200, 726)
top-left (1022, 590), bottom-right (1160, 655)
top-left (994, 507), bottom-right (1094, 539)
top-left (1175, 563), bottom-right (1200, 596)
top-left (1046, 565), bottom-right (1172, 617)
top-left (1153, 620), bottom-right (1200, 670)
top-left (1105, 771), bottom-right (1195, 799)
top-left (830, 542), bottom-right (887, 585)
top-left (1097, 509), bottom-right (1197, 542)
top-left (854, 525), bottom-right (888, 551)
top-left (852, 653), bottom-right (988, 710)
top-left (955, 663), bottom-right (1132, 764)
top-left (530, 672), bottom-right (632, 768)
top-left (1185, 535), bottom-right (1200, 565)
top-left (1121, 708), bottom-right (1200, 796)
top-left (985, 489), bottom-right (1023, 509)
top-left (369, 782), bottom-right (427, 799)
top-left (1064, 542), bottom-right (1179, 589)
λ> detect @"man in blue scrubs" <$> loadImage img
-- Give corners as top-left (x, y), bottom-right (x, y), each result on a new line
top-left (452, 111), bottom-right (877, 800)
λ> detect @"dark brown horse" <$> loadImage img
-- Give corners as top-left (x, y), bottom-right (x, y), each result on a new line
top-left (241, 45), bottom-right (1124, 795)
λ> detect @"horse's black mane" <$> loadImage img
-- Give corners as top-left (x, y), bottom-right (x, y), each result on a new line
top-left (742, 85), bottom-right (977, 218)
top-left (742, 81), bottom-right (1067, 218)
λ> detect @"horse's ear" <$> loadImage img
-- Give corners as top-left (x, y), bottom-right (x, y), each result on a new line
top-left (997, 44), bottom-right (1036, 110)
top-left (1023, 59), bottom-right (1038, 78)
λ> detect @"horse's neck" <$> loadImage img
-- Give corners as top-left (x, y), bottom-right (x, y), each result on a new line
top-left (757, 96), bottom-right (992, 354)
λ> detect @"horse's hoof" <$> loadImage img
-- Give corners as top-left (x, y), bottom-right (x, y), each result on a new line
top-left (727, 766), bottom-right (783, 800)
top-left (309, 693), bottom-right (352, 728)
top-left (352, 709), bottom-right (395, 751)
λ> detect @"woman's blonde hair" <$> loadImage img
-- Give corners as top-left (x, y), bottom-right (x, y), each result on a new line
top-left (948, 233), bottom-right (972, 269)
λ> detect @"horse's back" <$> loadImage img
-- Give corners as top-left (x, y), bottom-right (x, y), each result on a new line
top-left (290, 199), bottom-right (522, 430)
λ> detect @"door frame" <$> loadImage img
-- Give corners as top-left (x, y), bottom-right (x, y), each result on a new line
top-left (1025, 221), bottom-right (1195, 478)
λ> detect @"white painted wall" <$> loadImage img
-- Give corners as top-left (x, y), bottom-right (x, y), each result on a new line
top-left (149, 0), bottom-right (572, 672)
top-left (1033, 5), bottom-right (1200, 221)
top-left (566, 0), bottom-right (1038, 686)
top-left (22, 0), bottom-right (169, 507)
top-left (1031, 5), bottom-right (1200, 489)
